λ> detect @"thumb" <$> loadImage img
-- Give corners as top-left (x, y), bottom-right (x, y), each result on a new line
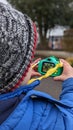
top-left (31, 69), bottom-right (41, 77)
top-left (54, 74), bottom-right (65, 81)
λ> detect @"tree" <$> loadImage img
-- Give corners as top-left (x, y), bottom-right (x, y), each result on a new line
top-left (7, 0), bottom-right (73, 49)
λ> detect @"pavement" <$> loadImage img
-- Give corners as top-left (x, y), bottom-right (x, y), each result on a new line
top-left (35, 50), bottom-right (73, 58)
top-left (35, 77), bottom-right (62, 100)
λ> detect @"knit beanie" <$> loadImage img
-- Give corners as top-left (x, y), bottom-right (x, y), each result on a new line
top-left (0, 2), bottom-right (37, 93)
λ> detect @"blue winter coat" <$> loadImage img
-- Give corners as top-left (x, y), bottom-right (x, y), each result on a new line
top-left (0, 78), bottom-right (73, 130)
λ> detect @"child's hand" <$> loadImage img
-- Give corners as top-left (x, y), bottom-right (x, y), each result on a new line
top-left (31, 58), bottom-right (41, 77)
top-left (54, 59), bottom-right (73, 81)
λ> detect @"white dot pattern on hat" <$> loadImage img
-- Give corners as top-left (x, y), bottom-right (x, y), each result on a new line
top-left (0, 3), bottom-right (37, 93)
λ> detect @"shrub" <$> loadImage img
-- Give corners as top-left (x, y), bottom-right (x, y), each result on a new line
top-left (62, 29), bottom-right (73, 52)
top-left (66, 57), bottom-right (73, 66)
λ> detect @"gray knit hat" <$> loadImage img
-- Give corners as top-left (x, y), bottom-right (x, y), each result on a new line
top-left (0, 3), bottom-right (37, 93)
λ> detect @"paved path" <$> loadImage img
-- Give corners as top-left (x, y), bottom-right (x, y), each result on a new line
top-left (35, 77), bottom-right (62, 100)
top-left (35, 50), bottom-right (73, 58)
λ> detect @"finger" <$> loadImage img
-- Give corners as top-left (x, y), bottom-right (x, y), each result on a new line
top-left (31, 58), bottom-right (41, 66)
top-left (54, 74), bottom-right (65, 81)
top-left (60, 59), bottom-right (71, 67)
top-left (31, 70), bottom-right (41, 77)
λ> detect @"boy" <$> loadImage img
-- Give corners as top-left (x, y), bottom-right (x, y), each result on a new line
top-left (0, 2), bottom-right (73, 130)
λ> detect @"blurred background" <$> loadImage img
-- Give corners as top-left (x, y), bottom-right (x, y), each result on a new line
top-left (1, 0), bottom-right (73, 99)
top-left (5, 0), bottom-right (73, 60)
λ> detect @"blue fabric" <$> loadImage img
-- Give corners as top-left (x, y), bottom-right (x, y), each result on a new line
top-left (0, 78), bottom-right (73, 130)
top-left (0, 93), bottom-right (25, 124)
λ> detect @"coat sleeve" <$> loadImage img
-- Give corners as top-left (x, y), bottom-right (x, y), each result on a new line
top-left (59, 78), bottom-right (73, 107)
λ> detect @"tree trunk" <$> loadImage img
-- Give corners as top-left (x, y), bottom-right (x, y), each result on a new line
top-left (36, 23), bottom-right (48, 50)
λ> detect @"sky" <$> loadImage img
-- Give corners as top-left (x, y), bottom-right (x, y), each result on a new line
top-left (0, 0), bottom-right (8, 4)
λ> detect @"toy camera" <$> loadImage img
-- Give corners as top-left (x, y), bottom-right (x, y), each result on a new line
top-left (38, 56), bottom-right (63, 77)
